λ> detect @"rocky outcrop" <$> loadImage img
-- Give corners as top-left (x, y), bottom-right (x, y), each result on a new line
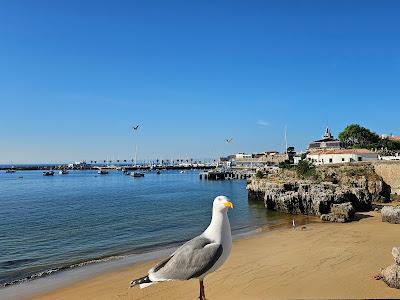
top-left (380, 247), bottom-right (400, 289)
top-left (247, 163), bottom-right (389, 222)
top-left (381, 206), bottom-right (400, 224)
top-left (248, 180), bottom-right (370, 222)
top-left (373, 161), bottom-right (400, 195)
top-left (321, 202), bottom-right (355, 223)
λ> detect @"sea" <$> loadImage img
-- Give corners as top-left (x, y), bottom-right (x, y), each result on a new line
top-left (0, 169), bottom-right (294, 294)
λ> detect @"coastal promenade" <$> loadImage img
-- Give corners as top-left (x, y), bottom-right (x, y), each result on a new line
top-left (27, 209), bottom-right (400, 300)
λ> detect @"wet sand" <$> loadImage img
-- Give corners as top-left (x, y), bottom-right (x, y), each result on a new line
top-left (29, 210), bottom-right (400, 299)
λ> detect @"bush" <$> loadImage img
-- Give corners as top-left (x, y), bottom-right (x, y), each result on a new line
top-left (255, 170), bottom-right (264, 179)
top-left (296, 159), bottom-right (317, 179)
top-left (278, 160), bottom-right (292, 169)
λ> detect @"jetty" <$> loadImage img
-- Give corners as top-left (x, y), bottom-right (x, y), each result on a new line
top-left (199, 169), bottom-right (254, 180)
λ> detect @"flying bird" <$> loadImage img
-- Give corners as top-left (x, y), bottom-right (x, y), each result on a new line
top-left (129, 195), bottom-right (233, 300)
top-left (225, 138), bottom-right (233, 143)
top-left (132, 125), bottom-right (140, 130)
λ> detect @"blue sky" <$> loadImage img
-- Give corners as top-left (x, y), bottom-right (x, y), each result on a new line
top-left (1, 1), bottom-right (400, 163)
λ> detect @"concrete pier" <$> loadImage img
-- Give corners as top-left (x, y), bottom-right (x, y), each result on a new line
top-left (199, 170), bottom-right (254, 180)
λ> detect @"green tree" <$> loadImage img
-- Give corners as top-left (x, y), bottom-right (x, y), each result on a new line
top-left (296, 159), bottom-right (316, 179)
top-left (380, 138), bottom-right (400, 151)
top-left (338, 124), bottom-right (380, 149)
top-left (255, 170), bottom-right (264, 179)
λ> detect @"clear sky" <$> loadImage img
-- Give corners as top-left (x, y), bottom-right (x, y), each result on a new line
top-left (1, 1), bottom-right (400, 163)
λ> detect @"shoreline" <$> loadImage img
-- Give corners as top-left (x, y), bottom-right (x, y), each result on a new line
top-left (25, 210), bottom-right (400, 299)
top-left (0, 215), bottom-right (316, 300)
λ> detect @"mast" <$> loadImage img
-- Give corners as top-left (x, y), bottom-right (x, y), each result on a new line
top-left (284, 125), bottom-right (288, 154)
top-left (134, 145), bottom-right (138, 167)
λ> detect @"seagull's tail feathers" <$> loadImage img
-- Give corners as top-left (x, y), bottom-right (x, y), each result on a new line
top-left (130, 275), bottom-right (155, 289)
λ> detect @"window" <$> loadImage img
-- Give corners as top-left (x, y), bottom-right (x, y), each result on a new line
top-left (329, 158), bottom-right (333, 163)
top-left (358, 157), bottom-right (362, 161)
top-left (342, 158), bottom-right (345, 162)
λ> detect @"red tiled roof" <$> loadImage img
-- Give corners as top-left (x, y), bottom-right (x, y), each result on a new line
top-left (388, 136), bottom-right (400, 142)
top-left (308, 149), bottom-right (375, 155)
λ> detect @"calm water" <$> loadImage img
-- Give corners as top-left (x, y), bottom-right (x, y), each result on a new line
top-left (0, 170), bottom-right (291, 287)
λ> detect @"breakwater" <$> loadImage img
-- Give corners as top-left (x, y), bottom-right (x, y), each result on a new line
top-left (0, 164), bottom-right (215, 171)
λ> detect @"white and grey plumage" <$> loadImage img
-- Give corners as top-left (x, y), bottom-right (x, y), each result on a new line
top-left (130, 195), bottom-right (233, 300)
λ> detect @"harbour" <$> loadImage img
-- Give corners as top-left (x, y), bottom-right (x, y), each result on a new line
top-left (0, 169), bottom-right (293, 290)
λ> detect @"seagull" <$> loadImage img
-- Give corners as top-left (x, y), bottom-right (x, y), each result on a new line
top-left (129, 195), bottom-right (233, 300)
top-left (225, 138), bottom-right (233, 143)
top-left (132, 125), bottom-right (139, 131)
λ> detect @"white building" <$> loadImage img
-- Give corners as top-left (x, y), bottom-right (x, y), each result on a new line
top-left (379, 153), bottom-right (400, 161)
top-left (235, 153), bottom-right (252, 159)
top-left (307, 149), bottom-right (378, 165)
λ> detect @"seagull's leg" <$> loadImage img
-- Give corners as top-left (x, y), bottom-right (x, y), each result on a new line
top-left (199, 279), bottom-right (206, 300)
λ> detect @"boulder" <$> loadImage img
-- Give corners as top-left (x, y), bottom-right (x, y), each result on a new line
top-left (381, 206), bottom-right (400, 224)
top-left (392, 247), bottom-right (400, 265)
top-left (380, 247), bottom-right (400, 289)
top-left (381, 264), bottom-right (400, 289)
top-left (320, 202), bottom-right (355, 223)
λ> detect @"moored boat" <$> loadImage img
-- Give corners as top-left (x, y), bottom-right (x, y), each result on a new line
top-left (130, 172), bottom-right (144, 177)
top-left (43, 171), bottom-right (54, 176)
top-left (59, 170), bottom-right (69, 175)
top-left (97, 169), bottom-right (109, 175)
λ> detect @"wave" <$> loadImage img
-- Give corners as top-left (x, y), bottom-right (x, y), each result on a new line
top-left (0, 258), bottom-right (36, 269)
top-left (1, 255), bottom-right (124, 288)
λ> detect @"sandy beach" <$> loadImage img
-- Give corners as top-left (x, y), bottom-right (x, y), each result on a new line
top-left (26, 209), bottom-right (400, 300)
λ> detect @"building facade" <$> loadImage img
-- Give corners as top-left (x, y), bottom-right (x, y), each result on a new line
top-left (308, 127), bottom-right (342, 150)
top-left (307, 149), bottom-right (378, 165)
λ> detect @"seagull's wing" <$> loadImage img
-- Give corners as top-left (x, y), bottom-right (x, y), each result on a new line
top-left (149, 236), bottom-right (223, 281)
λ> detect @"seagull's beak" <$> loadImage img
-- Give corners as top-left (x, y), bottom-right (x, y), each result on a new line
top-left (224, 201), bottom-right (234, 209)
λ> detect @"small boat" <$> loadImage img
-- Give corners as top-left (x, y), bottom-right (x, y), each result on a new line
top-left (156, 170), bottom-right (161, 175)
top-left (97, 169), bottom-right (109, 175)
top-left (43, 171), bottom-right (54, 176)
top-left (6, 163), bottom-right (16, 173)
top-left (59, 170), bottom-right (69, 175)
top-left (130, 172), bottom-right (145, 177)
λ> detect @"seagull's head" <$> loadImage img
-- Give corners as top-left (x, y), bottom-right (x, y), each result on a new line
top-left (213, 195), bottom-right (233, 212)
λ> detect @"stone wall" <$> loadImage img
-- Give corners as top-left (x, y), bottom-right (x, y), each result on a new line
top-left (373, 161), bottom-right (400, 195)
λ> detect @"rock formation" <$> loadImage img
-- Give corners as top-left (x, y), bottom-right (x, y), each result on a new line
top-left (247, 163), bottom-right (390, 222)
top-left (380, 247), bottom-right (400, 289)
top-left (381, 206), bottom-right (400, 224)
top-left (320, 202), bottom-right (355, 223)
